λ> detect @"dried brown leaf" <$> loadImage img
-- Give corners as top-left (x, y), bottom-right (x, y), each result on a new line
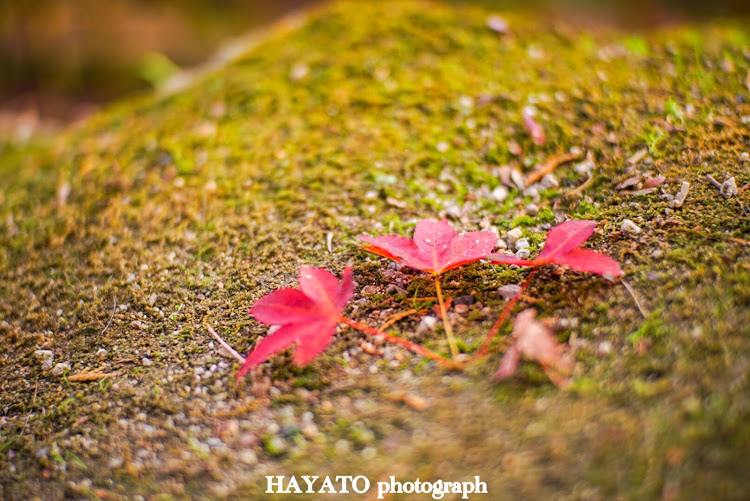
top-left (626, 148), bottom-right (648, 166)
top-left (494, 309), bottom-right (572, 387)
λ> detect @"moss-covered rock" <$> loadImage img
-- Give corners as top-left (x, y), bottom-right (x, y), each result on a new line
top-left (1, 2), bottom-right (749, 499)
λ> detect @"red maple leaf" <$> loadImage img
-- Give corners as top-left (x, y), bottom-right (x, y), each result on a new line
top-left (237, 265), bottom-right (353, 379)
top-left (489, 220), bottom-right (622, 277)
top-left (360, 219), bottom-right (498, 275)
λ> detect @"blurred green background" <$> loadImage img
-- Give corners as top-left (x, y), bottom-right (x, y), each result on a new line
top-left (1, 0), bottom-right (748, 127)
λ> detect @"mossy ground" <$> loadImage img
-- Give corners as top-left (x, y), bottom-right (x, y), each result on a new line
top-left (1, 1), bottom-right (750, 500)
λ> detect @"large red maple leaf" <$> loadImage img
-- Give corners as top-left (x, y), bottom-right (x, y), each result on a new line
top-left (489, 220), bottom-right (622, 277)
top-left (360, 219), bottom-right (498, 275)
top-left (237, 265), bottom-right (353, 379)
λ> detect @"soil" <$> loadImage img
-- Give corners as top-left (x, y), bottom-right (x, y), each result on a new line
top-left (1, 2), bottom-right (749, 500)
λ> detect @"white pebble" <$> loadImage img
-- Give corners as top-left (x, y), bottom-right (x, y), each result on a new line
top-left (415, 316), bottom-right (438, 336)
top-left (498, 284), bottom-right (521, 300)
top-left (507, 227), bottom-right (523, 244)
top-left (491, 185), bottom-right (508, 202)
top-left (515, 238), bottom-right (530, 250)
top-left (238, 450), bottom-right (258, 465)
top-left (34, 350), bottom-right (54, 370)
top-left (621, 219), bottom-right (641, 235)
top-left (515, 249), bottom-right (531, 259)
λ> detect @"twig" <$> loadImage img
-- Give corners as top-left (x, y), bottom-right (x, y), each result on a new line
top-left (101, 294), bottom-right (117, 336)
top-left (338, 316), bottom-right (456, 368)
top-left (564, 173), bottom-right (595, 199)
top-left (621, 279), bottom-right (648, 318)
top-left (379, 308), bottom-right (420, 331)
top-left (728, 236), bottom-right (750, 246)
top-left (434, 275), bottom-right (459, 359)
top-left (475, 268), bottom-right (537, 358)
top-left (705, 174), bottom-right (722, 190)
top-left (525, 151), bottom-right (582, 186)
top-left (205, 323), bottom-right (246, 364)
top-left (67, 368), bottom-right (120, 382)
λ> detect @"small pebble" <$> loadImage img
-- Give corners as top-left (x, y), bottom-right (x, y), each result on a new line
top-left (507, 227), bottom-right (523, 245)
top-left (415, 316), bottom-right (438, 336)
top-left (486, 14), bottom-right (509, 34)
top-left (141, 357), bottom-right (153, 367)
top-left (454, 304), bottom-right (469, 315)
top-left (597, 341), bottom-right (613, 355)
top-left (621, 219), bottom-right (642, 235)
top-left (289, 62), bottom-right (309, 81)
top-left (498, 284), bottom-right (521, 300)
top-left (34, 350), bottom-right (54, 370)
top-left (491, 186), bottom-right (508, 202)
top-left (238, 432), bottom-right (259, 448)
top-left (525, 204), bottom-right (539, 216)
top-left (540, 173), bottom-right (559, 189)
top-left (453, 295), bottom-right (475, 306)
top-left (148, 294), bottom-right (158, 306)
top-left (264, 436), bottom-right (288, 457)
top-left (510, 170), bottom-right (526, 190)
top-left (523, 186), bottom-right (540, 200)
top-left (574, 157), bottom-right (595, 177)
top-left (334, 439), bottom-right (352, 453)
top-left (294, 388), bottom-right (311, 400)
top-left (361, 285), bottom-right (379, 295)
top-left (300, 422), bottom-right (319, 439)
top-left (238, 449), bottom-right (258, 465)
top-left (515, 238), bottom-right (530, 250)
top-left (96, 348), bottom-right (108, 360)
top-left (52, 362), bottom-right (70, 376)
top-left (515, 249), bottom-right (531, 260)
top-left (458, 95), bottom-right (474, 109)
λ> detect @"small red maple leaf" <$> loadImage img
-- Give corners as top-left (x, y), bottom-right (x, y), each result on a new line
top-left (489, 220), bottom-right (622, 277)
top-left (360, 218), bottom-right (498, 275)
top-left (237, 265), bottom-right (353, 379)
